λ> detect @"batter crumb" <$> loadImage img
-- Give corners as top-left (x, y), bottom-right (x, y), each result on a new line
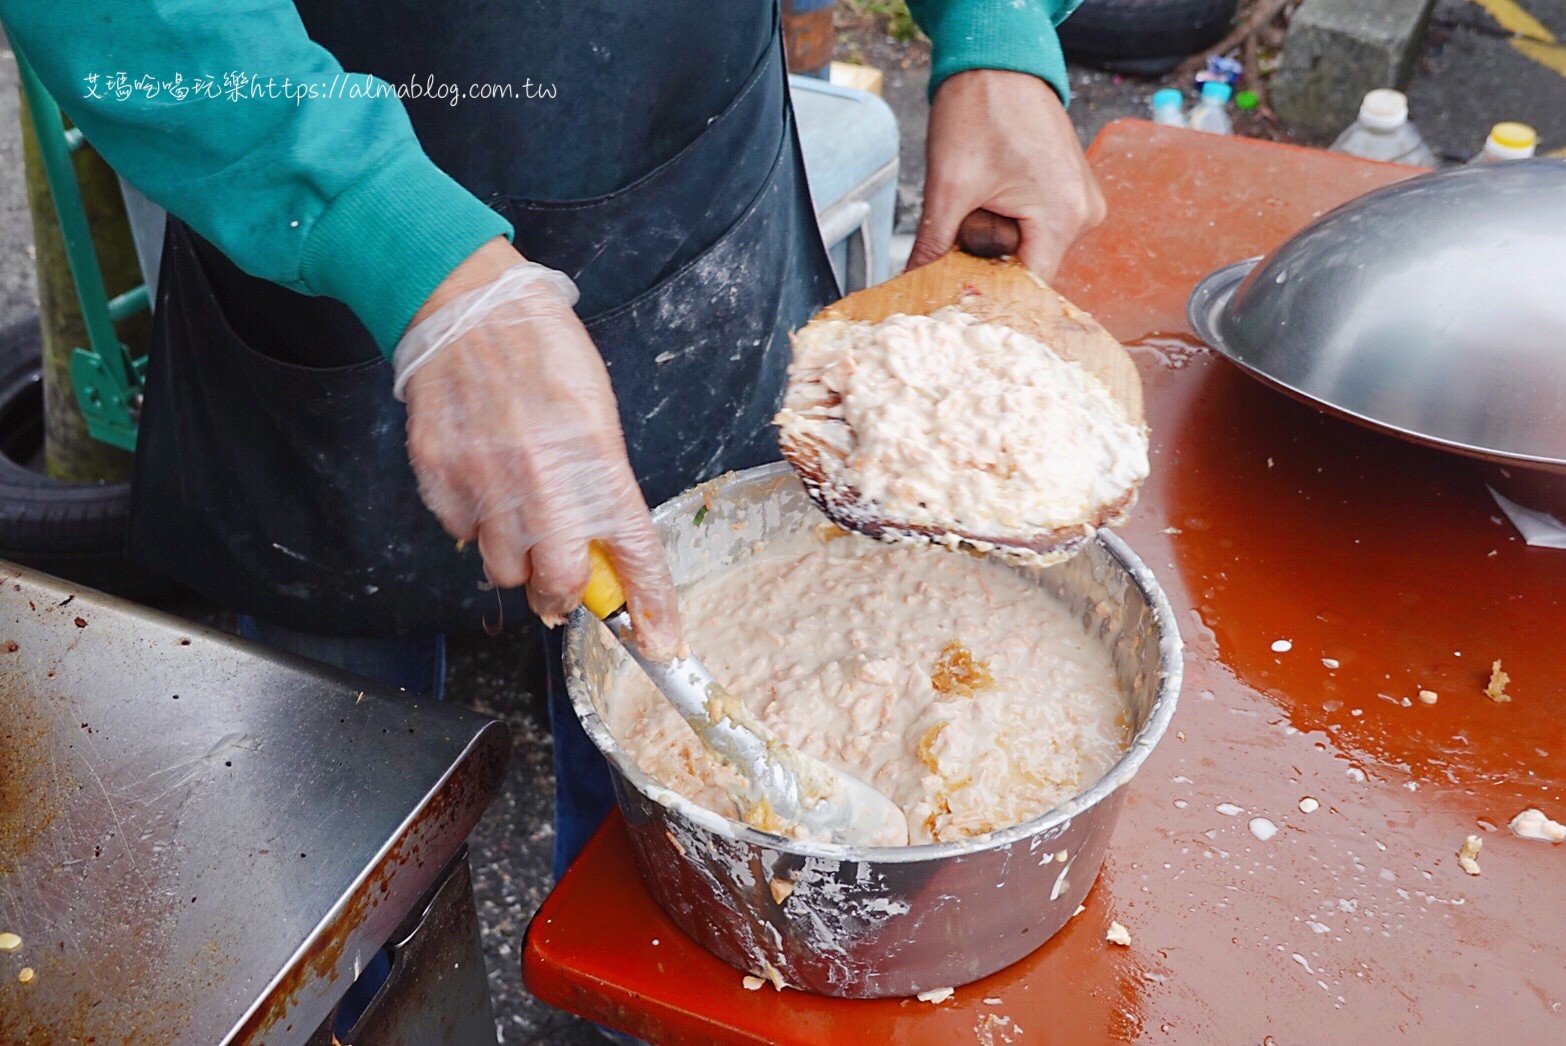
top-left (975, 1012), bottom-right (1024, 1045)
top-left (1457, 835), bottom-right (1483, 876)
top-left (742, 975), bottom-right (765, 991)
top-left (916, 986), bottom-right (955, 1004)
top-left (1418, 689), bottom-right (1438, 705)
top-left (742, 798), bottom-right (788, 836)
top-left (931, 638), bottom-right (994, 699)
top-left (1510, 808), bottom-right (1566, 843)
top-left (814, 521), bottom-right (850, 543)
top-left (769, 878), bottom-right (795, 904)
top-left (916, 722), bottom-right (947, 772)
top-left (1485, 660), bottom-right (1511, 703)
top-left (1106, 920), bottom-right (1131, 946)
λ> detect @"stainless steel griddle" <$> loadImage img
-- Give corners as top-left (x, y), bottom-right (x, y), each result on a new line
top-left (0, 562), bottom-right (509, 1043)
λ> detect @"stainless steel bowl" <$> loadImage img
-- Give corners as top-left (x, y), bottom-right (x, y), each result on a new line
top-left (1188, 159), bottom-right (1566, 470)
top-left (564, 463), bottom-right (1182, 998)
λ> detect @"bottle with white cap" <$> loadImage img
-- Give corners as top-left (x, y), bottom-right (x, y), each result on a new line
top-left (1150, 88), bottom-right (1187, 128)
top-left (1329, 88), bottom-right (1436, 166)
top-left (1471, 122), bottom-right (1538, 163)
top-left (1188, 82), bottom-right (1233, 136)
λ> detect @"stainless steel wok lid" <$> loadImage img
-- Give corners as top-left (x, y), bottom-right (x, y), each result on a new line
top-left (1189, 159), bottom-right (1566, 470)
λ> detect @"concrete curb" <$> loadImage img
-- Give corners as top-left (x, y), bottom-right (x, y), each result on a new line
top-left (1271, 0), bottom-right (1440, 136)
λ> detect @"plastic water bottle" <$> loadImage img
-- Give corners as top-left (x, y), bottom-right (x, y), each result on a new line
top-left (1471, 122), bottom-right (1538, 163)
top-left (1188, 82), bottom-right (1233, 136)
top-left (1150, 88), bottom-right (1186, 128)
top-left (1330, 89), bottom-right (1436, 166)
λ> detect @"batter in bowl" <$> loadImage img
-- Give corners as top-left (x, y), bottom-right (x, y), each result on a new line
top-left (603, 532), bottom-right (1129, 845)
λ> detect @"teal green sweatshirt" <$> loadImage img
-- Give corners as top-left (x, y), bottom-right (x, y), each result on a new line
top-left (1, 1), bottom-right (1078, 356)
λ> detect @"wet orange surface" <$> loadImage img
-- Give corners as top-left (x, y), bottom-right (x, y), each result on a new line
top-left (523, 122), bottom-right (1566, 1043)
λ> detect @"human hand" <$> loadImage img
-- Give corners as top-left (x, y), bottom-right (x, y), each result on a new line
top-left (397, 239), bottom-right (680, 656)
top-left (910, 69), bottom-right (1106, 279)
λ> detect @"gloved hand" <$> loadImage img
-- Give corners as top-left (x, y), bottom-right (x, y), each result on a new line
top-left (397, 238), bottom-right (681, 657)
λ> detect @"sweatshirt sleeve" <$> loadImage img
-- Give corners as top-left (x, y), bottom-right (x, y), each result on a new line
top-left (0, 0), bottom-right (513, 355)
top-left (906, 0), bottom-right (1083, 105)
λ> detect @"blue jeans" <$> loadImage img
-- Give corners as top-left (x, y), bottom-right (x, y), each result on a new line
top-left (542, 628), bottom-right (618, 880)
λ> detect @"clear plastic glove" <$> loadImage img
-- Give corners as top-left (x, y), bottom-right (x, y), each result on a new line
top-left (397, 240), bottom-right (680, 656)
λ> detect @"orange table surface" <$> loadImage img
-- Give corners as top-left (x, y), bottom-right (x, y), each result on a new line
top-left (523, 120), bottom-right (1566, 1044)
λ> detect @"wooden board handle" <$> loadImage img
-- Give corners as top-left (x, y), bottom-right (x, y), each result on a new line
top-left (957, 209), bottom-right (1022, 259)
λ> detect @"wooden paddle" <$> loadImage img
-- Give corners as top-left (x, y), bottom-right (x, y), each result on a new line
top-left (777, 211), bottom-right (1146, 563)
top-left (817, 211), bottom-right (1142, 425)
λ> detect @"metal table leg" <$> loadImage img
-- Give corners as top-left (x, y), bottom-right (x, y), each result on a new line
top-left (327, 849), bottom-right (498, 1045)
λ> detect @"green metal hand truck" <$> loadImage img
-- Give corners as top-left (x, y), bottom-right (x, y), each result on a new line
top-left (13, 41), bottom-right (150, 451)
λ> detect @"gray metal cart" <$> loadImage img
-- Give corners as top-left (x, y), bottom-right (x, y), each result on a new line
top-left (0, 562), bottom-right (509, 1044)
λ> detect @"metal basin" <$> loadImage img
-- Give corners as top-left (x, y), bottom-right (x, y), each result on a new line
top-left (564, 463), bottom-right (1182, 998)
top-left (1188, 159), bottom-right (1566, 471)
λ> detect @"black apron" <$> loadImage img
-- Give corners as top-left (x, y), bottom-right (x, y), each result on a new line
top-left (128, 2), bottom-right (838, 637)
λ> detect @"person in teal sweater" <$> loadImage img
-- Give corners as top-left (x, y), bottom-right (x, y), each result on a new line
top-left (1, 1), bottom-right (1103, 871)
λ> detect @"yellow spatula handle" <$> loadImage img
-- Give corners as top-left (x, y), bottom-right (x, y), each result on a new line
top-left (582, 541), bottom-right (628, 620)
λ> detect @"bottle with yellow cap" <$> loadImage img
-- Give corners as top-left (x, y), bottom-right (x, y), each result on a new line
top-left (1472, 122), bottom-right (1538, 164)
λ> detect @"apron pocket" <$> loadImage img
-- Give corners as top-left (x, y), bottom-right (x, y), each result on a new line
top-left (130, 221), bottom-right (514, 635)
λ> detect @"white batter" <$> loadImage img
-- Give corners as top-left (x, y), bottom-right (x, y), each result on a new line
top-left (604, 534), bottom-right (1129, 845)
top-left (775, 308), bottom-right (1149, 541)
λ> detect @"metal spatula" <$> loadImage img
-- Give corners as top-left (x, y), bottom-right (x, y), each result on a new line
top-left (581, 543), bottom-right (910, 847)
top-left (778, 213), bottom-right (1146, 564)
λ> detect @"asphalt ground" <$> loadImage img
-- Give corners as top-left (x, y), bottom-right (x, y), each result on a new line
top-left (1410, 0), bottom-right (1566, 161)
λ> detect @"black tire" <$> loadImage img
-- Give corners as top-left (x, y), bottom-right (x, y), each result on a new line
top-left (1059, 0), bottom-right (1238, 67)
top-left (0, 318), bottom-right (167, 598)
